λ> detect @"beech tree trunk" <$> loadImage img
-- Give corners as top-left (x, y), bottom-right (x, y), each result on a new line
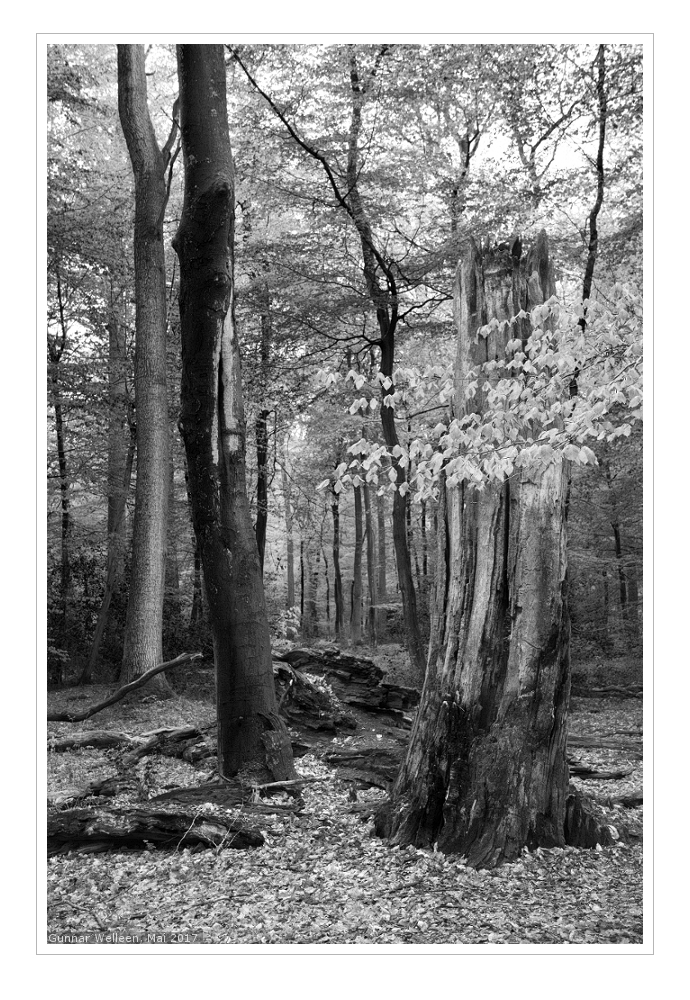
top-left (281, 449), bottom-right (295, 607)
top-left (48, 273), bottom-right (73, 656)
top-left (351, 484), bottom-right (363, 644)
top-left (363, 483), bottom-right (378, 646)
top-left (376, 490), bottom-right (387, 640)
top-left (332, 492), bottom-right (344, 639)
top-left (117, 45), bottom-right (175, 685)
top-left (379, 233), bottom-right (572, 868)
top-left (173, 44), bottom-right (295, 782)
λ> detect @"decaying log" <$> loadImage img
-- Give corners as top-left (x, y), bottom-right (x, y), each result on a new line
top-left (324, 745), bottom-right (404, 789)
top-left (48, 774), bottom-right (143, 808)
top-left (569, 763), bottom-right (633, 779)
top-left (121, 724), bottom-right (215, 767)
top-left (148, 781), bottom-right (305, 814)
top-left (49, 731), bottom-right (146, 752)
top-left (47, 803), bottom-right (263, 855)
top-left (274, 662), bottom-right (357, 733)
top-left (47, 653), bottom-right (203, 722)
top-left (599, 791), bottom-right (643, 808)
top-left (275, 647), bottom-right (419, 718)
top-left (568, 734), bottom-right (642, 755)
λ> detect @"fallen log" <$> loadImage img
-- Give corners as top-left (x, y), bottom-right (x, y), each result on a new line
top-left (599, 791), bottom-right (643, 808)
top-left (49, 731), bottom-right (146, 752)
top-left (47, 653), bottom-right (204, 723)
top-left (47, 803), bottom-right (263, 855)
top-left (569, 763), bottom-right (634, 779)
top-left (568, 735), bottom-right (642, 754)
top-left (48, 774), bottom-right (142, 808)
top-left (274, 662), bottom-right (357, 733)
top-left (148, 781), bottom-right (305, 815)
top-left (324, 745), bottom-right (404, 788)
top-left (275, 647), bottom-right (419, 718)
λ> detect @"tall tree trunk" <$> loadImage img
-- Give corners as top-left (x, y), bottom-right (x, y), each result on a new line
top-left (48, 272), bottom-right (72, 655)
top-left (84, 412), bottom-right (136, 684)
top-left (255, 407), bottom-right (270, 572)
top-left (185, 461), bottom-right (203, 629)
top-left (106, 285), bottom-right (130, 594)
top-left (379, 233), bottom-right (573, 869)
top-left (299, 539), bottom-right (305, 619)
top-left (363, 482), bottom-right (377, 646)
top-left (173, 44), bottom-right (294, 782)
top-left (376, 490), bottom-right (387, 640)
top-left (351, 484), bottom-right (363, 645)
top-left (165, 434), bottom-right (181, 616)
top-left (118, 45), bottom-right (176, 685)
top-left (332, 492), bottom-right (344, 640)
top-left (281, 449), bottom-right (295, 607)
top-left (301, 537), bottom-right (319, 640)
top-left (231, 45), bottom-right (424, 673)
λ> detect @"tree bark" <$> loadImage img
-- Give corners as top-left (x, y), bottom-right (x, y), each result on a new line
top-left (172, 44), bottom-right (295, 782)
top-left (363, 482), bottom-right (378, 646)
top-left (376, 490), bottom-right (387, 640)
top-left (351, 484), bottom-right (363, 644)
top-left (117, 45), bottom-right (175, 685)
top-left (332, 492), bottom-right (344, 639)
top-left (379, 233), bottom-right (578, 868)
top-left (83, 412), bottom-right (136, 683)
top-left (281, 448), bottom-right (295, 607)
top-left (48, 273), bottom-right (73, 655)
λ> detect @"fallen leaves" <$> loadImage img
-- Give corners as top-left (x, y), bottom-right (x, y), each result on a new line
top-left (47, 692), bottom-right (643, 945)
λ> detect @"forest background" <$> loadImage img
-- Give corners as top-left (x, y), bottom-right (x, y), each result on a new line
top-left (20, 20), bottom-right (685, 982)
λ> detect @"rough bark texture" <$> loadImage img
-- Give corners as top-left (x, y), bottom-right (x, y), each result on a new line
top-left (379, 233), bottom-right (575, 868)
top-left (332, 493), bottom-right (344, 639)
top-left (376, 490), bottom-right (387, 639)
top-left (363, 483), bottom-right (378, 646)
top-left (281, 447), bottom-right (296, 608)
top-left (117, 45), bottom-right (173, 684)
top-left (351, 485), bottom-right (363, 644)
top-left (49, 274), bottom-right (73, 657)
top-left (172, 44), bottom-right (295, 783)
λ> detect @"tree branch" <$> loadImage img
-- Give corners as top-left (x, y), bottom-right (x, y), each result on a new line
top-left (47, 653), bottom-right (204, 722)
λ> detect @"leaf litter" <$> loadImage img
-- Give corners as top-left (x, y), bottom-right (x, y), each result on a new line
top-left (47, 691), bottom-right (643, 945)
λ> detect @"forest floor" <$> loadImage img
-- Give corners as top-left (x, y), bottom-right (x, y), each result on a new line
top-left (46, 656), bottom-right (643, 946)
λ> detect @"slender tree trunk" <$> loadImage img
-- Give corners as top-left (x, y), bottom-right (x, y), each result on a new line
top-left (118, 45), bottom-right (176, 685)
top-left (301, 537), bottom-right (319, 640)
top-left (184, 462), bottom-right (204, 629)
top-left (48, 278), bottom-right (72, 655)
top-left (363, 483), bottom-right (378, 646)
top-left (346, 48), bottom-right (425, 676)
top-left (84, 417), bottom-right (136, 683)
top-left (173, 44), bottom-right (294, 781)
top-left (106, 286), bottom-right (130, 594)
top-left (254, 284), bottom-right (272, 571)
top-left (351, 484), bottom-right (363, 645)
top-left (322, 545), bottom-right (330, 625)
top-left (299, 539), bottom-right (305, 619)
top-left (165, 436), bottom-right (181, 615)
top-left (332, 493), bottom-right (344, 640)
top-left (380, 233), bottom-right (573, 869)
top-left (281, 450), bottom-right (295, 607)
top-left (255, 407), bottom-right (270, 572)
top-left (376, 490), bottom-right (387, 640)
